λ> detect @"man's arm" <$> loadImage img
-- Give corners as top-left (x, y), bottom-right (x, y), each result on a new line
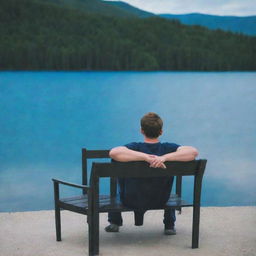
top-left (109, 146), bottom-right (166, 168)
top-left (109, 145), bottom-right (198, 169)
top-left (109, 146), bottom-right (153, 163)
top-left (149, 146), bottom-right (199, 168)
top-left (164, 146), bottom-right (199, 161)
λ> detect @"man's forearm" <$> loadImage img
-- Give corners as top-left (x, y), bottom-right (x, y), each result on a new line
top-left (109, 146), bottom-right (148, 162)
top-left (109, 145), bottom-right (198, 168)
top-left (163, 146), bottom-right (198, 162)
top-left (149, 146), bottom-right (199, 168)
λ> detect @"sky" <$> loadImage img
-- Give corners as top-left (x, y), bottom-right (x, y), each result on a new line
top-left (108, 0), bottom-right (256, 16)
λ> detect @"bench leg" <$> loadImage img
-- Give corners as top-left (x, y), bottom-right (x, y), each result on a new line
top-left (89, 220), bottom-right (94, 256)
top-left (192, 205), bottom-right (200, 248)
top-left (55, 206), bottom-right (61, 241)
top-left (89, 212), bottom-right (99, 255)
top-left (93, 211), bottom-right (100, 255)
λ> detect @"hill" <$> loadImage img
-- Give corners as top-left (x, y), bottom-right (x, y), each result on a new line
top-left (0, 0), bottom-right (255, 71)
top-left (37, 0), bottom-right (138, 17)
top-left (104, 0), bottom-right (155, 18)
top-left (160, 13), bottom-right (256, 36)
top-left (102, 1), bottom-right (256, 36)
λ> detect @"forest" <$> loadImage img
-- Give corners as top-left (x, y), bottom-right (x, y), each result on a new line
top-left (1, 0), bottom-right (256, 71)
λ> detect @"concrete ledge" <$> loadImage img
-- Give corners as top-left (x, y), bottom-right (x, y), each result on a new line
top-left (1, 207), bottom-right (256, 256)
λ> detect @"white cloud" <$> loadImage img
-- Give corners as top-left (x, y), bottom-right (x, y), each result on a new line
top-left (110, 0), bottom-right (256, 16)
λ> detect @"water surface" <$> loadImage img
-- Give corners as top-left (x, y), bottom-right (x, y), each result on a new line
top-left (0, 71), bottom-right (255, 211)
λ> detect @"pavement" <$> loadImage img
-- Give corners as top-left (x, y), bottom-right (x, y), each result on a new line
top-left (0, 207), bottom-right (256, 256)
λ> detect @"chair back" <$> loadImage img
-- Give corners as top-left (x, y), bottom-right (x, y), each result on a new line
top-left (82, 149), bottom-right (110, 187)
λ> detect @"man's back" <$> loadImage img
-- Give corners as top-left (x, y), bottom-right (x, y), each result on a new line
top-left (119, 142), bottom-right (179, 209)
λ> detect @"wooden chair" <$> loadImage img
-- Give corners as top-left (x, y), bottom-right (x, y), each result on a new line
top-left (52, 148), bottom-right (207, 256)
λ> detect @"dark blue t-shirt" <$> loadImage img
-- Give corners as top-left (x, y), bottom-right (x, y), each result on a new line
top-left (119, 142), bottom-right (180, 209)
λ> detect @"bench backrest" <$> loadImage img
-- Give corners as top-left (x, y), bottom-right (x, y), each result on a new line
top-left (82, 149), bottom-right (110, 186)
top-left (82, 149), bottom-right (206, 204)
top-left (89, 160), bottom-right (207, 209)
top-left (91, 160), bottom-right (206, 178)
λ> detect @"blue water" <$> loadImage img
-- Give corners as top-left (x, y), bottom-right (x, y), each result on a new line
top-left (0, 71), bottom-right (256, 212)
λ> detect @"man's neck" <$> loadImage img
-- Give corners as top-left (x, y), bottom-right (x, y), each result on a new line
top-left (144, 137), bottom-right (160, 143)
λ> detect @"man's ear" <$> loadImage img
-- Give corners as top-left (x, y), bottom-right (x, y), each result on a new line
top-left (159, 130), bottom-right (163, 136)
top-left (141, 128), bottom-right (145, 135)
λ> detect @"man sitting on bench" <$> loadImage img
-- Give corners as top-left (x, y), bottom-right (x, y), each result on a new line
top-left (106, 112), bottom-right (199, 235)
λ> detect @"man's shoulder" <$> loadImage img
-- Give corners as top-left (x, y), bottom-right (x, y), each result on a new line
top-left (124, 142), bottom-right (142, 150)
top-left (124, 142), bottom-right (180, 152)
top-left (161, 142), bottom-right (181, 152)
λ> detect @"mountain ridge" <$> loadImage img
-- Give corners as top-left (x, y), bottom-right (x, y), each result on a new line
top-left (104, 0), bottom-right (155, 17)
top-left (160, 13), bottom-right (256, 35)
top-left (37, 0), bottom-right (138, 17)
top-left (103, 1), bottom-right (256, 35)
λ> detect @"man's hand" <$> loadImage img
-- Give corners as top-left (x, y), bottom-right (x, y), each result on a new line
top-left (149, 156), bottom-right (166, 169)
top-left (145, 155), bottom-right (166, 169)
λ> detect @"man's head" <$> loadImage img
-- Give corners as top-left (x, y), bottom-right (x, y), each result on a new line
top-left (140, 112), bottom-right (163, 139)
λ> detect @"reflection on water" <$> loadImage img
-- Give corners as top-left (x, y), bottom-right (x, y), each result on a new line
top-left (0, 71), bottom-right (256, 211)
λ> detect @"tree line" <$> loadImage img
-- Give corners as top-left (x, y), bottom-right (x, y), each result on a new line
top-left (0, 0), bottom-right (255, 71)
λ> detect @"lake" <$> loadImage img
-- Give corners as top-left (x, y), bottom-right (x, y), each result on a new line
top-left (0, 71), bottom-right (255, 212)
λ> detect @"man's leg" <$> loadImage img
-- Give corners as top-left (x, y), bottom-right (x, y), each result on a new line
top-left (108, 212), bottom-right (123, 225)
top-left (105, 212), bottom-right (122, 232)
top-left (163, 209), bottom-right (176, 235)
top-left (134, 210), bottom-right (146, 226)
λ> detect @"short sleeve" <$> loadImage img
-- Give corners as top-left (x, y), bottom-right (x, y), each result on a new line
top-left (124, 142), bottom-right (139, 151)
top-left (164, 142), bottom-right (180, 153)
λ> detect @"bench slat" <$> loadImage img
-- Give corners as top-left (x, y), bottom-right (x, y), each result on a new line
top-left (59, 193), bottom-right (192, 213)
top-left (83, 149), bottom-right (110, 159)
top-left (91, 161), bottom-right (201, 178)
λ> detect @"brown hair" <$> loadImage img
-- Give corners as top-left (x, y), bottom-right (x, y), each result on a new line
top-left (140, 112), bottom-right (163, 138)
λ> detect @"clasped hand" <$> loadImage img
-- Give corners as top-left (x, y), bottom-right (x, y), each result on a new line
top-left (146, 155), bottom-right (166, 169)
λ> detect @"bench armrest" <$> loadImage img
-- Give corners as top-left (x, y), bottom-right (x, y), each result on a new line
top-left (52, 178), bottom-right (90, 190)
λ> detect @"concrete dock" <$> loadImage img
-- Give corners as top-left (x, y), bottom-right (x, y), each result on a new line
top-left (1, 207), bottom-right (256, 256)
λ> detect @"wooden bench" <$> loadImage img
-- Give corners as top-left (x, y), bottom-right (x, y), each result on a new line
top-left (52, 148), bottom-right (207, 256)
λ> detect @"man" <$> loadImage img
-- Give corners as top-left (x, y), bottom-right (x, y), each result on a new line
top-left (106, 112), bottom-right (198, 235)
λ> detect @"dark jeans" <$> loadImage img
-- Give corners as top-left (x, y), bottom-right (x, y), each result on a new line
top-left (108, 209), bottom-right (176, 228)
